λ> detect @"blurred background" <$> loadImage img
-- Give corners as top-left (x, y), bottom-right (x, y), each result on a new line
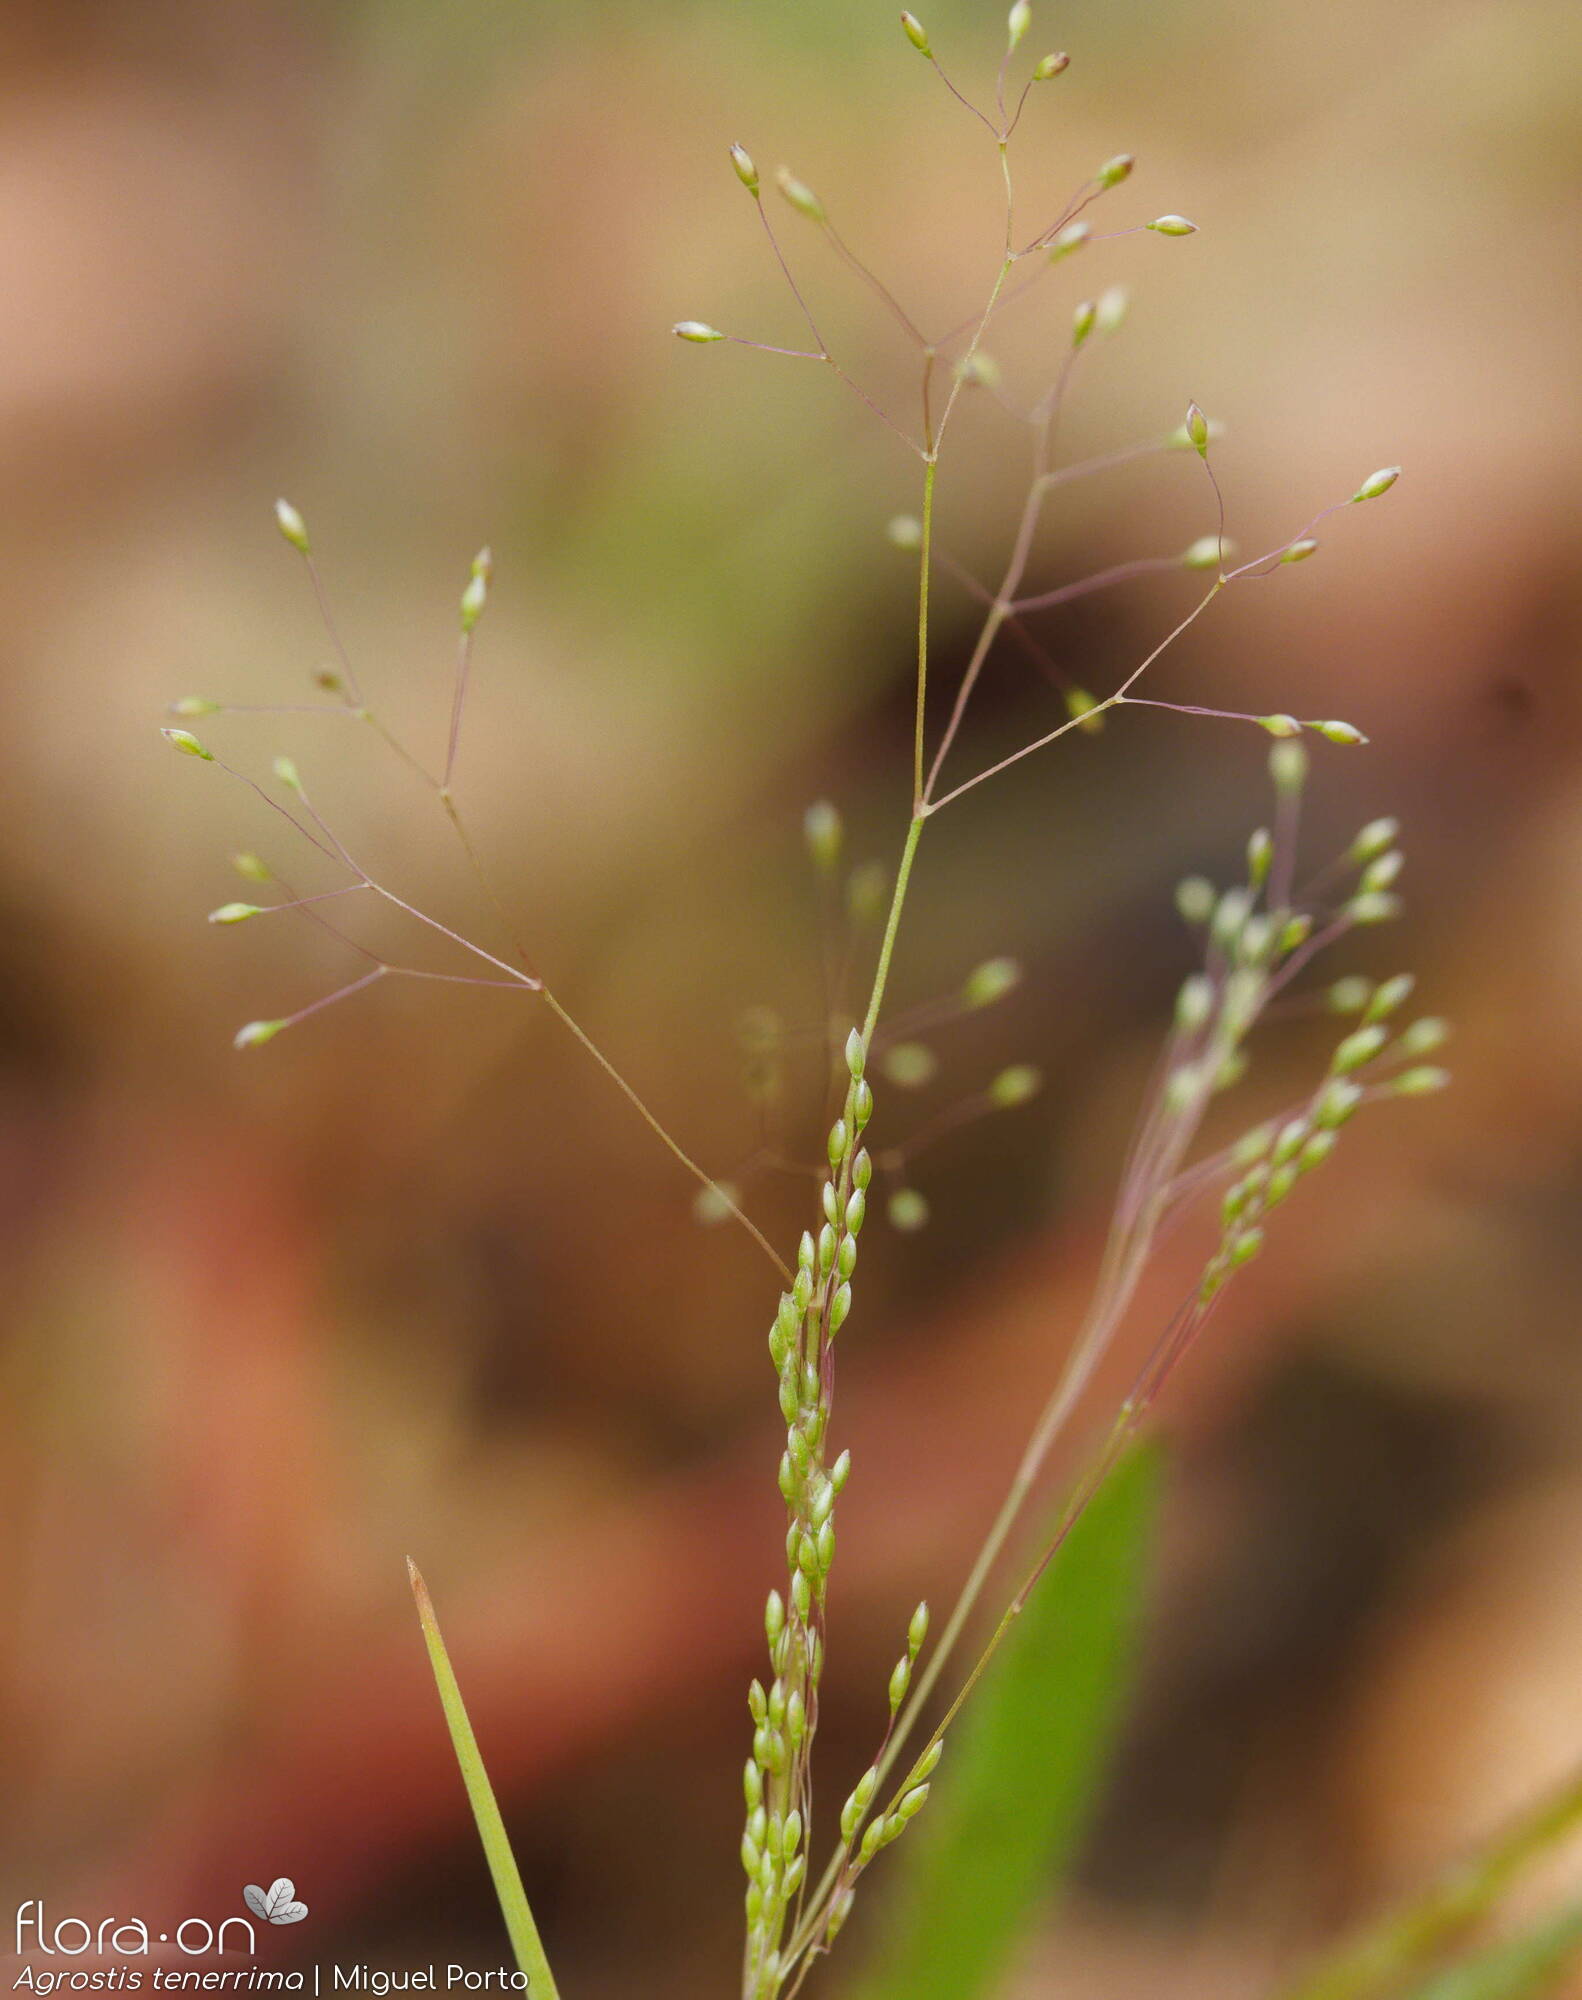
top-left (2, 0), bottom-right (1581, 1993)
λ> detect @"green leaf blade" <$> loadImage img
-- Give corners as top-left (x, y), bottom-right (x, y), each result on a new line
top-left (409, 1560), bottom-right (562, 2000)
top-left (1404, 1900), bottom-right (1582, 2000)
top-left (859, 1443), bottom-right (1164, 2000)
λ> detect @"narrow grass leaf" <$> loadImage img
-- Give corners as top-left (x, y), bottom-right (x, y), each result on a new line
top-left (1404, 1900), bottom-right (1582, 2000)
top-left (1278, 1763), bottom-right (1582, 2000)
top-left (859, 1444), bottom-right (1163, 2000)
top-left (408, 1561), bottom-right (561, 2000)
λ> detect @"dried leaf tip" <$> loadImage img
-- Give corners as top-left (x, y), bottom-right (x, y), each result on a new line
top-left (273, 498), bottom-right (310, 554)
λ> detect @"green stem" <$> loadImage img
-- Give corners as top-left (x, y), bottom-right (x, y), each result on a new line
top-left (913, 460), bottom-right (936, 811)
top-left (408, 1562), bottom-right (562, 2000)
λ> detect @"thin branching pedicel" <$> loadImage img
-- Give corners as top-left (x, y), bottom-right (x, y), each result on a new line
top-left (166, 11), bottom-right (1443, 1998)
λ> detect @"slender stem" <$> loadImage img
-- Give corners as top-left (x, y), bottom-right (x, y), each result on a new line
top-left (913, 462), bottom-right (936, 809)
top-left (538, 987), bottom-right (790, 1282)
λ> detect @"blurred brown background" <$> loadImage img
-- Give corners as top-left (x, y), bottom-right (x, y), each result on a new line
top-left (1, 0), bottom-right (1581, 1993)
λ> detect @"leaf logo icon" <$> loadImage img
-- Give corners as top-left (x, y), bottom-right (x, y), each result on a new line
top-left (243, 1880), bottom-right (310, 1925)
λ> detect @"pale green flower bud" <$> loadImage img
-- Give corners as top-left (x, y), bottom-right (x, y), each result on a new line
top-left (901, 11), bottom-right (931, 54)
top-left (827, 1118), bottom-right (849, 1166)
top-left (1392, 1065), bottom-right (1450, 1095)
top-left (162, 727), bottom-right (214, 760)
top-left (963, 956), bottom-right (1021, 1008)
top-left (852, 1149), bottom-right (873, 1190)
top-left (1346, 891), bottom-right (1401, 925)
top-left (1033, 50), bottom-right (1070, 79)
top-left (1175, 974), bottom-right (1215, 1032)
top-left (896, 1783), bottom-right (931, 1819)
top-left (1259, 713), bottom-right (1302, 738)
top-left (1281, 538), bottom-right (1319, 563)
top-left (845, 1027), bottom-right (867, 1078)
top-left (170, 696), bottom-right (219, 717)
top-left (888, 514), bottom-right (924, 550)
top-left (830, 1282), bottom-right (853, 1332)
top-left (232, 852), bottom-right (270, 882)
top-left (1095, 285), bottom-right (1129, 336)
top-left (1316, 1077), bottom-right (1364, 1128)
top-left (776, 168), bottom-right (825, 222)
top-left (990, 1064), bottom-right (1042, 1109)
top-left (1047, 220), bottom-right (1091, 262)
top-left (234, 1018), bottom-right (286, 1050)
top-left (1333, 1025), bottom-right (1388, 1074)
top-left (1352, 466), bottom-right (1401, 502)
top-left (888, 1656), bottom-right (911, 1708)
top-left (1181, 534), bottom-right (1231, 570)
top-left (1007, 0), bottom-right (1031, 50)
top-left (460, 571), bottom-right (488, 633)
top-left (1364, 973), bottom-right (1414, 1022)
top-left (1270, 740), bottom-right (1309, 794)
top-left (1184, 401), bottom-right (1211, 456)
top-left (1247, 827), bottom-right (1273, 887)
top-left (956, 351), bottom-right (1002, 390)
top-left (888, 1188), bottom-right (929, 1232)
top-left (273, 755), bottom-right (302, 791)
top-left (730, 143), bottom-right (760, 194)
top-left (845, 1187), bottom-right (867, 1235)
top-left (208, 902), bottom-right (262, 925)
top-left (804, 799), bottom-right (842, 872)
top-left (1071, 298), bottom-right (1097, 348)
top-left (1350, 817), bottom-right (1400, 863)
top-left (908, 1601), bottom-right (930, 1653)
top-left (1147, 214), bottom-right (1198, 236)
top-left (1175, 875), bottom-right (1215, 924)
top-left (673, 320), bottom-right (725, 344)
top-left (1398, 1017), bottom-right (1449, 1057)
top-left (693, 1180), bottom-right (741, 1226)
top-left (1328, 976), bottom-right (1373, 1014)
top-left (1314, 718), bottom-right (1368, 746)
top-left (274, 498), bottom-right (310, 553)
top-left (1065, 686), bottom-right (1105, 732)
top-left (883, 1041), bottom-right (938, 1089)
top-left (1362, 851), bottom-right (1403, 894)
top-left (1098, 152), bottom-right (1135, 187)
